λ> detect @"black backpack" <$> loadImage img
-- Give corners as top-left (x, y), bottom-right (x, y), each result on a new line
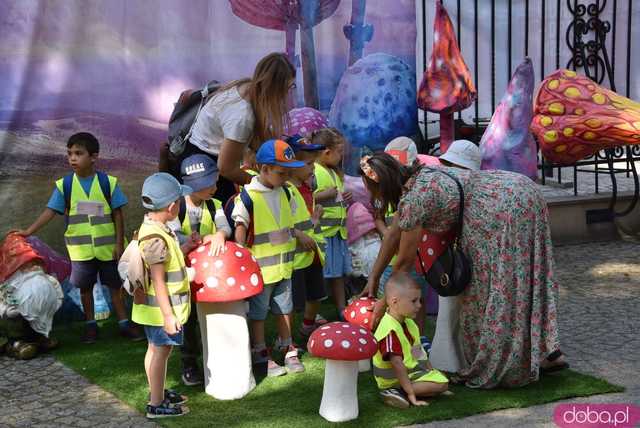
top-left (167, 80), bottom-right (221, 157)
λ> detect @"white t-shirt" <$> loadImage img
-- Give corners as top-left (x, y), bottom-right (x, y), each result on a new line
top-left (189, 86), bottom-right (255, 155)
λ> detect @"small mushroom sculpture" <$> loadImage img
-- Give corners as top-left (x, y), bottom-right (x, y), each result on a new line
top-left (342, 297), bottom-right (377, 372)
top-left (417, 1), bottom-right (476, 153)
top-left (531, 69), bottom-right (640, 165)
top-left (308, 322), bottom-right (377, 422)
top-left (188, 241), bottom-right (264, 400)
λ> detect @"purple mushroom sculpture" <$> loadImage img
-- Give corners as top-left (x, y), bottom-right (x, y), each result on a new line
top-left (229, 0), bottom-right (340, 108)
top-left (479, 58), bottom-right (538, 180)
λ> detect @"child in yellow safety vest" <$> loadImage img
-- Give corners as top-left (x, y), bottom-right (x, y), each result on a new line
top-left (167, 154), bottom-right (232, 387)
top-left (373, 272), bottom-right (449, 409)
top-left (285, 135), bottom-right (328, 338)
top-left (12, 132), bottom-right (143, 344)
top-left (232, 139), bottom-right (305, 377)
top-left (132, 173), bottom-right (193, 418)
top-left (310, 128), bottom-right (352, 319)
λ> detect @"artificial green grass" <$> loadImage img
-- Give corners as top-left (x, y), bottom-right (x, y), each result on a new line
top-left (52, 317), bottom-right (623, 428)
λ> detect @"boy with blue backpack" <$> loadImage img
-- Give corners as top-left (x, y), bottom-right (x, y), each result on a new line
top-left (14, 132), bottom-right (143, 343)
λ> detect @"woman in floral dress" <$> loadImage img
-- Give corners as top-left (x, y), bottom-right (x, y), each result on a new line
top-left (361, 152), bottom-right (567, 388)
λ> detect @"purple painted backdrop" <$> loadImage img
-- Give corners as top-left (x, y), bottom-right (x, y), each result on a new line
top-left (0, 1), bottom-right (415, 249)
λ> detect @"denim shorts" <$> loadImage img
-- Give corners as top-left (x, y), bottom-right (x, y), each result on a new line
top-left (248, 278), bottom-right (293, 320)
top-left (144, 325), bottom-right (184, 346)
top-left (70, 259), bottom-right (121, 290)
top-left (322, 235), bottom-right (352, 279)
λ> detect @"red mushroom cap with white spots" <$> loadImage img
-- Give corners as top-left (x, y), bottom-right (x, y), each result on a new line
top-left (188, 241), bottom-right (263, 303)
top-left (342, 297), bottom-right (377, 331)
top-left (307, 322), bottom-right (377, 361)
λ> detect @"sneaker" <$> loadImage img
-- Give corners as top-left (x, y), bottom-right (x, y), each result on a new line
top-left (181, 366), bottom-right (204, 386)
top-left (315, 314), bottom-right (328, 325)
top-left (299, 323), bottom-right (316, 339)
top-left (380, 388), bottom-right (410, 409)
top-left (146, 400), bottom-right (189, 419)
top-left (283, 345), bottom-right (305, 373)
top-left (148, 390), bottom-right (188, 406)
top-left (81, 324), bottom-right (98, 344)
top-left (267, 359), bottom-right (287, 377)
top-left (119, 324), bottom-right (146, 342)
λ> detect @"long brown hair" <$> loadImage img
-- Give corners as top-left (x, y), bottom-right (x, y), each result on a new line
top-left (360, 152), bottom-right (421, 217)
top-left (246, 53), bottom-right (295, 148)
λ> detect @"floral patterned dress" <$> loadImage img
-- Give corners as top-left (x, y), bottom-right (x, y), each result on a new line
top-left (398, 166), bottom-right (560, 388)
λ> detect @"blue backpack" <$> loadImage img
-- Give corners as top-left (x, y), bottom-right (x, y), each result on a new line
top-left (223, 186), bottom-right (291, 247)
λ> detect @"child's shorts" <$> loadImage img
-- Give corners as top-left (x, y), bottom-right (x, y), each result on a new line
top-left (292, 262), bottom-right (327, 312)
top-left (378, 266), bottom-right (429, 299)
top-left (144, 325), bottom-right (184, 346)
top-left (323, 235), bottom-right (352, 279)
top-left (70, 259), bottom-right (121, 290)
top-left (248, 278), bottom-right (293, 320)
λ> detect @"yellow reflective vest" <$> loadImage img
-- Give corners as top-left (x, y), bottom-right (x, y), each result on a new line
top-left (132, 221), bottom-right (191, 326)
top-left (373, 313), bottom-right (444, 390)
top-left (180, 198), bottom-right (222, 236)
top-left (287, 183), bottom-right (325, 270)
top-left (314, 163), bottom-right (347, 240)
top-left (55, 173), bottom-right (117, 261)
top-left (243, 188), bottom-right (296, 284)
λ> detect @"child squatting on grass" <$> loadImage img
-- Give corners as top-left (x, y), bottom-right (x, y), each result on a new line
top-left (373, 272), bottom-right (450, 409)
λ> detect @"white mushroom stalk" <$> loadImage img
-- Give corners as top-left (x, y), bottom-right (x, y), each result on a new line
top-left (308, 322), bottom-right (378, 423)
top-left (188, 242), bottom-right (264, 401)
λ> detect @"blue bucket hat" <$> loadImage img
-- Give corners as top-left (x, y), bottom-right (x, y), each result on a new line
top-left (141, 172), bottom-right (192, 210)
top-left (285, 134), bottom-right (324, 153)
top-left (181, 154), bottom-right (219, 192)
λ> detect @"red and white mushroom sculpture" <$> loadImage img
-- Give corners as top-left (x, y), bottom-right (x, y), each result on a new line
top-left (342, 297), bottom-right (377, 372)
top-left (307, 322), bottom-right (377, 422)
top-left (188, 241), bottom-right (263, 400)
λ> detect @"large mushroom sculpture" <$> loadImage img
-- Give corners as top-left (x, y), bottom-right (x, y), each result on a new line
top-left (188, 241), bottom-right (264, 400)
top-left (229, 0), bottom-right (340, 108)
top-left (342, 297), bottom-right (376, 372)
top-left (308, 322), bottom-right (377, 422)
top-left (531, 69), bottom-right (640, 165)
top-left (479, 58), bottom-right (538, 180)
top-left (417, 1), bottom-right (476, 153)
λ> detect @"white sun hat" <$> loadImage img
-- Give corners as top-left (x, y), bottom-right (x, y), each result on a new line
top-left (439, 139), bottom-right (481, 170)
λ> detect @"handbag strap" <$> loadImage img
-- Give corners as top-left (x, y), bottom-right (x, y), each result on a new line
top-left (424, 167), bottom-right (465, 241)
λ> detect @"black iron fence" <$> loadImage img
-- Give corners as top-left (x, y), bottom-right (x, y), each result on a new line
top-left (418, 0), bottom-right (639, 218)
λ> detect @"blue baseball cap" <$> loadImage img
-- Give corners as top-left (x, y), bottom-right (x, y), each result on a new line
top-left (256, 139), bottom-right (305, 168)
top-left (141, 172), bottom-right (192, 210)
top-left (180, 154), bottom-right (219, 192)
top-left (285, 134), bottom-right (324, 153)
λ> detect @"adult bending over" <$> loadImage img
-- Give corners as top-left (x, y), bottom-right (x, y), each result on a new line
top-left (163, 52), bottom-right (296, 204)
top-left (360, 152), bottom-right (567, 388)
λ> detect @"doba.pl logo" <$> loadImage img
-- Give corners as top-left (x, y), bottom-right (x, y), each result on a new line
top-left (554, 404), bottom-right (640, 427)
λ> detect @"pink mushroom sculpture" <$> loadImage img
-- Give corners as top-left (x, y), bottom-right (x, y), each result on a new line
top-left (188, 241), bottom-right (264, 400)
top-left (417, 1), bottom-right (476, 153)
top-left (308, 322), bottom-right (377, 422)
top-left (229, 0), bottom-right (340, 108)
top-left (343, 297), bottom-right (377, 372)
top-left (285, 107), bottom-right (328, 136)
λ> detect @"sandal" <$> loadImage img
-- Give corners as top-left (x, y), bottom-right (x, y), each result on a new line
top-left (540, 350), bottom-right (570, 375)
